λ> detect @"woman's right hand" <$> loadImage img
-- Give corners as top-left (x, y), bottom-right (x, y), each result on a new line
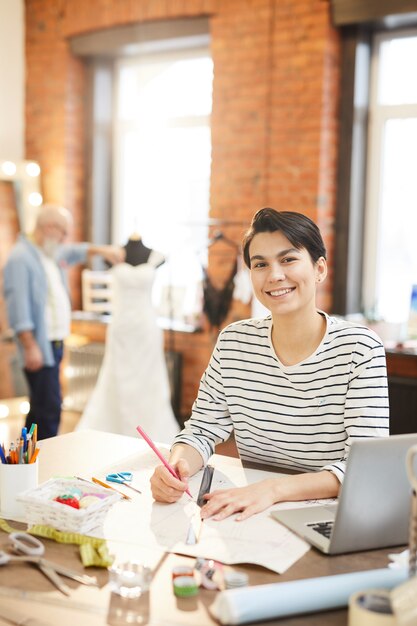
top-left (150, 459), bottom-right (191, 503)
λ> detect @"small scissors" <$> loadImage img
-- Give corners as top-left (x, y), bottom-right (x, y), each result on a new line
top-left (0, 532), bottom-right (97, 595)
top-left (105, 471), bottom-right (142, 495)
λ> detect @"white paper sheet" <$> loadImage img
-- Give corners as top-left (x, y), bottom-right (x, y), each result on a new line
top-left (85, 450), bottom-right (327, 574)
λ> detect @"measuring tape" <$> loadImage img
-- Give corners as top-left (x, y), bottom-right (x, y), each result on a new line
top-left (0, 518), bottom-right (113, 567)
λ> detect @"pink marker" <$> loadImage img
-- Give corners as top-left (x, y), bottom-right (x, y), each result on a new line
top-left (136, 425), bottom-right (193, 498)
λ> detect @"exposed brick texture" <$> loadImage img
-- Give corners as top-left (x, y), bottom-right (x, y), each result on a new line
top-left (23, 0), bottom-right (341, 418)
top-left (0, 181), bottom-right (20, 397)
top-left (0, 182), bottom-right (19, 332)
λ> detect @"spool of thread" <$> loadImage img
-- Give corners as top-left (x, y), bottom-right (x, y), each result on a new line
top-left (348, 589), bottom-right (396, 626)
top-left (172, 565), bottom-right (194, 580)
top-left (173, 575), bottom-right (199, 598)
top-left (79, 495), bottom-right (103, 508)
top-left (224, 571), bottom-right (249, 589)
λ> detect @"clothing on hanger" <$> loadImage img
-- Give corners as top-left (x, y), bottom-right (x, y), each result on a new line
top-left (201, 231), bottom-right (241, 329)
top-left (202, 258), bottom-right (238, 329)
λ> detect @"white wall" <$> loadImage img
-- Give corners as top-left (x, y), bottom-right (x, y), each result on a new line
top-left (0, 0), bottom-right (24, 161)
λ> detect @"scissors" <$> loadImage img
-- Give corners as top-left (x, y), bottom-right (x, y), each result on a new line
top-left (105, 471), bottom-right (142, 494)
top-left (0, 532), bottom-right (98, 595)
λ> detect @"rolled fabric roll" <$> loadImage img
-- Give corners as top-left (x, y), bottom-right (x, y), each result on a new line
top-left (209, 568), bottom-right (407, 625)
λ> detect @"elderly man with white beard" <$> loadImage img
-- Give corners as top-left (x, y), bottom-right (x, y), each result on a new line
top-left (3, 204), bottom-right (124, 439)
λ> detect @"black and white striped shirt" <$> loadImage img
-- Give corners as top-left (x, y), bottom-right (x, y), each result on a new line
top-left (174, 313), bottom-right (389, 481)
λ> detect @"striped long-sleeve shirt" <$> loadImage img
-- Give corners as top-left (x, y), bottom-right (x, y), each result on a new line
top-left (174, 313), bottom-right (389, 482)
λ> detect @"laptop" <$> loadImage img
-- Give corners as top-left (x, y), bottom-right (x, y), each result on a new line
top-left (271, 433), bottom-right (417, 554)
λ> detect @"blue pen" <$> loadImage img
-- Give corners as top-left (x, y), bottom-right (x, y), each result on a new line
top-left (21, 427), bottom-right (28, 452)
top-left (0, 445), bottom-right (6, 464)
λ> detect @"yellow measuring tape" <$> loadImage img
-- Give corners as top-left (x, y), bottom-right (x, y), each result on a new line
top-left (0, 518), bottom-right (113, 567)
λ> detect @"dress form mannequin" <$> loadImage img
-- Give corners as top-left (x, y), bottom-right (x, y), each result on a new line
top-left (124, 234), bottom-right (152, 266)
top-left (77, 234), bottom-right (178, 440)
top-left (124, 234), bottom-right (164, 268)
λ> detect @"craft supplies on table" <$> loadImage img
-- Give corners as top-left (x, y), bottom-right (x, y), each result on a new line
top-left (348, 589), bottom-right (395, 626)
top-left (105, 471), bottom-right (142, 495)
top-left (197, 464), bottom-right (214, 507)
top-left (171, 565), bottom-right (193, 580)
top-left (107, 561), bottom-right (152, 625)
top-left (0, 424), bottom-right (41, 519)
top-left (173, 575), bottom-right (199, 598)
top-left (0, 424), bottom-right (39, 465)
top-left (109, 561), bottom-right (152, 598)
top-left (0, 530), bottom-right (97, 596)
top-left (17, 477), bottom-right (121, 533)
top-left (91, 476), bottom-right (132, 500)
top-left (223, 570), bottom-right (248, 589)
top-left (186, 465), bottom-right (214, 546)
top-left (136, 424), bottom-right (193, 498)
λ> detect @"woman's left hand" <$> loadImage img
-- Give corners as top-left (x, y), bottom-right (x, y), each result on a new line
top-left (200, 479), bottom-right (276, 521)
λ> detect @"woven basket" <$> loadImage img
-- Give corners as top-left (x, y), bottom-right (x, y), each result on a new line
top-left (17, 477), bottom-right (121, 534)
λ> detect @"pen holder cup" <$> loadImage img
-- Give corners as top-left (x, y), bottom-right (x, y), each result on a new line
top-left (0, 460), bottom-right (38, 521)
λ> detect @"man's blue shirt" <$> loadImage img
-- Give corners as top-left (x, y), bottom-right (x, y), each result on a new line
top-left (3, 234), bottom-right (88, 366)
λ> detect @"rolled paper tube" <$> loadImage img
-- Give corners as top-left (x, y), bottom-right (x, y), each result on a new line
top-left (209, 567), bottom-right (408, 625)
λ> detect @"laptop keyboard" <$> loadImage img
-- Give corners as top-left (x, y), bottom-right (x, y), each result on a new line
top-left (307, 520), bottom-right (334, 539)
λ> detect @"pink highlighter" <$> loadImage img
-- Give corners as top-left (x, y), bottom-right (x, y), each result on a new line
top-left (136, 425), bottom-right (193, 498)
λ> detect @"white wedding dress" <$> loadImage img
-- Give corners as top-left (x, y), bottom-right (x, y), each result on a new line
top-left (77, 252), bottom-right (179, 441)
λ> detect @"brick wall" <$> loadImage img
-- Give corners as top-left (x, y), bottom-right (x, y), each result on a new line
top-left (24, 0), bottom-right (340, 417)
top-left (0, 181), bottom-right (20, 398)
top-left (0, 182), bottom-right (19, 332)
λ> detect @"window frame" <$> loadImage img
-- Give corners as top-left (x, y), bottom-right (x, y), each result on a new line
top-left (333, 18), bottom-right (417, 317)
top-left (362, 28), bottom-right (417, 319)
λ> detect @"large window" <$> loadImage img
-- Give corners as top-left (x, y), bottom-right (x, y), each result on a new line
top-left (113, 48), bottom-right (213, 247)
top-left (363, 30), bottom-right (417, 325)
top-left (112, 47), bottom-right (213, 324)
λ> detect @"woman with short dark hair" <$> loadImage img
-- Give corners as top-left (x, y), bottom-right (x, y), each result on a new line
top-left (150, 208), bottom-right (389, 520)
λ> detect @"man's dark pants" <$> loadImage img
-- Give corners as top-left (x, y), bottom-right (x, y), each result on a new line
top-left (24, 340), bottom-right (64, 440)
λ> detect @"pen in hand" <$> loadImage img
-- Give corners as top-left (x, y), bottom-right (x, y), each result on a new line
top-left (136, 425), bottom-right (193, 499)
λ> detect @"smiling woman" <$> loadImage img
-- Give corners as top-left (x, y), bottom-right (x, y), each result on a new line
top-left (149, 208), bottom-right (390, 521)
top-left (243, 210), bottom-right (328, 366)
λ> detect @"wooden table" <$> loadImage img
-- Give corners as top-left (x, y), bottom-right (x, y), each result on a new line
top-left (0, 430), bottom-right (401, 625)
